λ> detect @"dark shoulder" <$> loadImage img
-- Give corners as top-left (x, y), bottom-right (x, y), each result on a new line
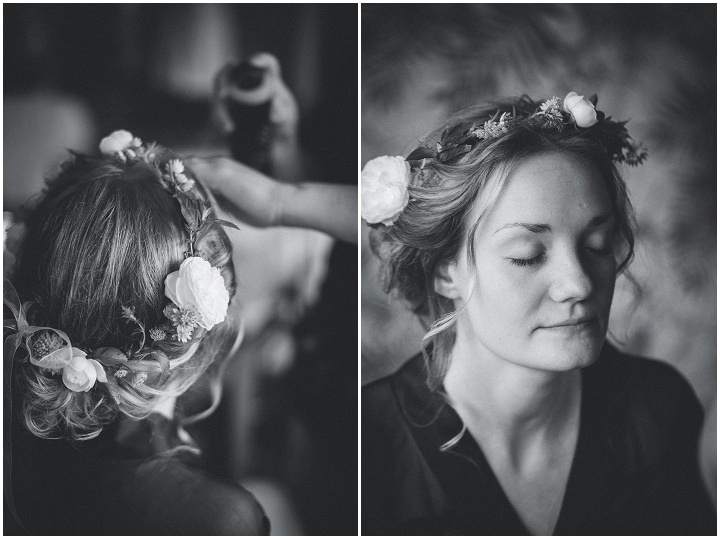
top-left (131, 455), bottom-right (269, 535)
top-left (362, 364), bottom-right (396, 413)
top-left (363, 353), bottom-right (438, 439)
top-left (362, 354), bottom-right (425, 408)
top-left (592, 344), bottom-right (702, 415)
top-left (588, 344), bottom-right (705, 464)
top-left (362, 354), bottom-right (450, 534)
top-left (362, 354), bottom-right (430, 477)
top-left (10, 415), bottom-right (269, 535)
top-left (588, 345), bottom-right (715, 534)
top-left (362, 354), bottom-right (417, 447)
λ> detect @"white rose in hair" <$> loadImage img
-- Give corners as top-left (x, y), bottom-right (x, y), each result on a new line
top-left (62, 348), bottom-right (107, 392)
top-left (99, 130), bottom-right (135, 155)
top-left (361, 156), bottom-right (411, 226)
top-left (563, 92), bottom-right (598, 128)
top-left (165, 257), bottom-right (230, 330)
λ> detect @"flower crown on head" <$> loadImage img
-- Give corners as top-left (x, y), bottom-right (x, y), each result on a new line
top-left (361, 91), bottom-right (648, 227)
top-left (4, 130), bottom-right (238, 395)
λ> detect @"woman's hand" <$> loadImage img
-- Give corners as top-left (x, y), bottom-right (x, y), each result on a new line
top-left (211, 53), bottom-right (299, 141)
top-left (186, 156), bottom-right (281, 228)
top-left (188, 156), bottom-right (357, 243)
top-left (210, 53), bottom-right (304, 181)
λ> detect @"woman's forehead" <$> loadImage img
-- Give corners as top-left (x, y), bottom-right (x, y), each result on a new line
top-left (479, 153), bottom-right (612, 230)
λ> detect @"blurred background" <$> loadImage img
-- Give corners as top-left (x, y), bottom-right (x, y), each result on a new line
top-left (5, 4), bottom-right (357, 535)
top-left (362, 4), bottom-right (716, 419)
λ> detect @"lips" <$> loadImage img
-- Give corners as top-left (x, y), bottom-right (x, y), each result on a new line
top-left (541, 316), bottom-right (596, 329)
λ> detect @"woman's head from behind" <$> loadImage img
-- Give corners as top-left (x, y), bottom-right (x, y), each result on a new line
top-left (365, 94), bottom-right (642, 386)
top-left (11, 133), bottom-right (238, 440)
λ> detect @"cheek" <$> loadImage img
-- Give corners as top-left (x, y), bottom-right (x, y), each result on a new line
top-left (466, 258), bottom-right (542, 325)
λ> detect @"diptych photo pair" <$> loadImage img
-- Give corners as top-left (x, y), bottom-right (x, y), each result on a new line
top-left (3, 3), bottom-right (717, 536)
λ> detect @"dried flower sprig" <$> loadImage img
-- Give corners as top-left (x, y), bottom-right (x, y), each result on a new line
top-left (470, 111), bottom-right (511, 140)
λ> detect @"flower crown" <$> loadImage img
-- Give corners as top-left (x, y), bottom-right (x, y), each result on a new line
top-left (361, 92), bottom-right (648, 226)
top-left (4, 130), bottom-right (237, 395)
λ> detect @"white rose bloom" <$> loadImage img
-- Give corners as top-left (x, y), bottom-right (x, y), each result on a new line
top-left (99, 130), bottom-right (135, 155)
top-left (361, 156), bottom-right (410, 226)
top-left (165, 257), bottom-right (230, 330)
top-left (62, 348), bottom-right (107, 392)
top-left (563, 92), bottom-right (598, 128)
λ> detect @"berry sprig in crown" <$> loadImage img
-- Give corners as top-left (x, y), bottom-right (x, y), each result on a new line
top-left (4, 130), bottom-right (238, 395)
top-left (361, 91), bottom-right (648, 227)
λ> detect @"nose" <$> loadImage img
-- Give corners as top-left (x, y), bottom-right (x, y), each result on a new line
top-left (548, 248), bottom-right (593, 303)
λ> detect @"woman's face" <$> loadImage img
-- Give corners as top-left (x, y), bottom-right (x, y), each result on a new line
top-left (444, 152), bottom-right (617, 372)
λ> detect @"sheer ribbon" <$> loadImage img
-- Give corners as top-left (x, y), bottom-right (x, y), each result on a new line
top-left (3, 279), bottom-right (74, 531)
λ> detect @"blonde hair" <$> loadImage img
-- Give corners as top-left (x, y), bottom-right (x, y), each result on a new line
top-left (11, 146), bottom-right (239, 440)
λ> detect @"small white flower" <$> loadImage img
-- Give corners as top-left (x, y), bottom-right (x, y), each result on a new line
top-left (168, 159), bottom-right (185, 175)
top-left (175, 173), bottom-right (195, 192)
top-left (164, 257), bottom-right (230, 331)
top-left (62, 348), bottom-right (107, 392)
top-left (535, 96), bottom-right (565, 129)
top-left (176, 324), bottom-right (194, 343)
top-left (361, 156), bottom-right (411, 226)
top-left (539, 96), bottom-right (562, 114)
top-left (165, 160), bottom-right (195, 191)
top-left (563, 92), bottom-right (598, 128)
top-left (99, 130), bottom-right (137, 156)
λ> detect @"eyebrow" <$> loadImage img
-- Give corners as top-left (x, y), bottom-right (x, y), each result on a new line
top-left (493, 213), bottom-right (614, 235)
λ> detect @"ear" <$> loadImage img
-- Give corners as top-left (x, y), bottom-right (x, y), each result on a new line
top-left (434, 258), bottom-right (465, 300)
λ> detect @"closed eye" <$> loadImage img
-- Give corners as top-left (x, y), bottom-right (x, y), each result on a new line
top-left (508, 252), bottom-right (546, 267)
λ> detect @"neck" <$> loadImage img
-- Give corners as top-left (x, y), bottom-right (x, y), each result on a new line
top-left (443, 334), bottom-right (581, 449)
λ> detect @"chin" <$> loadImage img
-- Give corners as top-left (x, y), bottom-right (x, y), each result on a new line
top-left (528, 335), bottom-right (605, 372)
top-left (524, 319), bottom-right (605, 370)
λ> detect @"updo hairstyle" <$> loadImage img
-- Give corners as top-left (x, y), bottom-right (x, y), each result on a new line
top-left (11, 145), bottom-right (238, 440)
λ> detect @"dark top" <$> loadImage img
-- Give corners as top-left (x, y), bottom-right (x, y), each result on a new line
top-left (362, 344), bottom-right (716, 535)
top-left (8, 411), bottom-right (269, 535)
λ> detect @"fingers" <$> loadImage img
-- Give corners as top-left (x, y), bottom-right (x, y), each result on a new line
top-left (269, 83), bottom-right (299, 129)
top-left (186, 156), bottom-right (258, 182)
top-left (250, 54), bottom-right (298, 131)
top-left (214, 62), bottom-right (239, 100)
top-left (247, 52), bottom-right (281, 77)
top-left (184, 156), bottom-right (204, 172)
top-left (211, 53), bottom-right (297, 136)
top-left (185, 156), bottom-right (228, 187)
top-left (212, 63), bottom-right (238, 135)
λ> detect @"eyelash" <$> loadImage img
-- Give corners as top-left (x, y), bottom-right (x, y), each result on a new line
top-left (509, 245), bottom-right (613, 267)
top-left (509, 253), bottom-right (546, 267)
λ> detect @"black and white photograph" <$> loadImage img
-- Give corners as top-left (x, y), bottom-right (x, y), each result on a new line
top-left (4, 2), bottom-right (718, 537)
top-left (4, 4), bottom-right (357, 535)
top-left (361, 4), bottom-right (716, 535)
